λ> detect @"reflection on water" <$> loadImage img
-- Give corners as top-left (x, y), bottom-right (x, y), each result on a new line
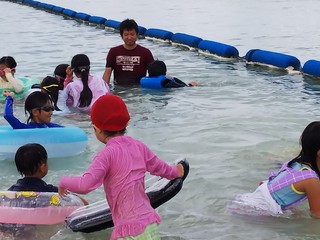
top-left (302, 75), bottom-right (320, 93)
top-left (1, 0), bottom-right (320, 239)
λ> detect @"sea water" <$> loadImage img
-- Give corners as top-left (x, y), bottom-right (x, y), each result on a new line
top-left (1, 0), bottom-right (320, 239)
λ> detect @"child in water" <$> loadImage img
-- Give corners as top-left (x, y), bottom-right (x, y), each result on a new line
top-left (147, 60), bottom-right (198, 87)
top-left (8, 143), bottom-right (58, 192)
top-left (40, 76), bottom-right (66, 112)
top-left (8, 143), bottom-right (88, 206)
top-left (58, 94), bottom-right (185, 240)
top-left (229, 121), bottom-right (320, 218)
top-left (3, 90), bottom-right (63, 129)
top-left (0, 56), bottom-right (24, 93)
top-left (54, 63), bottom-right (69, 89)
top-left (59, 54), bottom-right (109, 113)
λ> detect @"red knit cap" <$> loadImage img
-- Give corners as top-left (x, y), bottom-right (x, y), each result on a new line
top-left (90, 94), bottom-right (130, 131)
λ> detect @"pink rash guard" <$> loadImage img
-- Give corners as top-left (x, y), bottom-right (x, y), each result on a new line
top-left (59, 135), bottom-right (179, 239)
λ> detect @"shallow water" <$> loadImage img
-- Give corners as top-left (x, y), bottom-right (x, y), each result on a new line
top-left (1, 0), bottom-right (320, 239)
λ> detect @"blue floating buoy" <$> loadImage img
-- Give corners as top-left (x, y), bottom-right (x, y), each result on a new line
top-left (62, 9), bottom-right (77, 18)
top-left (43, 3), bottom-right (55, 10)
top-left (52, 5), bottom-right (64, 13)
top-left (25, 0), bottom-right (39, 6)
top-left (74, 12), bottom-right (91, 21)
top-left (88, 16), bottom-right (107, 25)
top-left (198, 40), bottom-right (239, 58)
top-left (138, 26), bottom-right (147, 36)
top-left (23, 0), bottom-right (35, 5)
top-left (36, 2), bottom-right (46, 8)
top-left (245, 49), bottom-right (301, 70)
top-left (171, 33), bottom-right (203, 48)
top-left (302, 60), bottom-right (320, 77)
top-left (105, 19), bottom-right (121, 30)
top-left (144, 28), bottom-right (173, 41)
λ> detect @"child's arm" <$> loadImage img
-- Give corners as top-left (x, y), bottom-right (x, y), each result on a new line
top-left (58, 153), bottom-right (108, 195)
top-left (3, 92), bottom-right (27, 129)
top-left (4, 69), bottom-right (24, 93)
top-left (58, 188), bottom-right (88, 205)
top-left (305, 178), bottom-right (320, 218)
top-left (295, 178), bottom-right (320, 218)
top-left (145, 153), bottom-right (185, 180)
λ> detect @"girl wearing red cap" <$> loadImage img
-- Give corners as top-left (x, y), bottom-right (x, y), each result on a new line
top-left (59, 94), bottom-right (184, 240)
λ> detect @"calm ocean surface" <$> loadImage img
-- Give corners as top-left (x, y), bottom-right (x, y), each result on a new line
top-left (1, 0), bottom-right (320, 239)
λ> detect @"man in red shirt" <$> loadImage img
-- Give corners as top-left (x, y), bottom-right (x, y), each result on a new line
top-left (102, 19), bottom-right (154, 86)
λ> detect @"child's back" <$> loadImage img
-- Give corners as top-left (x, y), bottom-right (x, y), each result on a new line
top-left (145, 60), bottom-right (198, 88)
top-left (59, 94), bottom-right (185, 240)
top-left (60, 54), bottom-right (109, 112)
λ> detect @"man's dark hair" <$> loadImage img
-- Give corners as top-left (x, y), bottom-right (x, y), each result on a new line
top-left (120, 19), bottom-right (138, 36)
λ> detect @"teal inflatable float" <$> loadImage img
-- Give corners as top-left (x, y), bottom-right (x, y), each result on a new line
top-left (0, 77), bottom-right (39, 101)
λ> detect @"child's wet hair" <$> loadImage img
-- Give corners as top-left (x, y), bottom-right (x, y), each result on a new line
top-left (148, 60), bottom-right (167, 77)
top-left (14, 143), bottom-right (48, 176)
top-left (0, 56), bottom-right (17, 69)
top-left (54, 64), bottom-right (69, 88)
top-left (291, 121), bottom-right (320, 177)
top-left (41, 76), bottom-right (61, 111)
top-left (24, 91), bottom-right (52, 123)
top-left (71, 54), bottom-right (92, 107)
top-left (54, 64), bottom-right (69, 79)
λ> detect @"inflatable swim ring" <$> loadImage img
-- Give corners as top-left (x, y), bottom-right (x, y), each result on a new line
top-left (0, 77), bottom-right (39, 101)
top-left (0, 191), bottom-right (84, 225)
top-left (140, 75), bottom-right (166, 89)
top-left (66, 159), bottom-right (189, 233)
top-left (0, 126), bottom-right (88, 160)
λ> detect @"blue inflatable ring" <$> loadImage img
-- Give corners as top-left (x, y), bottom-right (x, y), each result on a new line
top-left (140, 75), bottom-right (166, 89)
top-left (0, 126), bottom-right (88, 160)
top-left (0, 77), bottom-right (39, 101)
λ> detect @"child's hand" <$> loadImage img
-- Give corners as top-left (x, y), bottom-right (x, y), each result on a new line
top-left (188, 81), bottom-right (199, 86)
top-left (66, 66), bottom-right (73, 77)
top-left (176, 163), bottom-right (184, 178)
top-left (3, 67), bottom-right (13, 74)
top-left (3, 90), bottom-right (14, 98)
top-left (58, 187), bottom-right (68, 197)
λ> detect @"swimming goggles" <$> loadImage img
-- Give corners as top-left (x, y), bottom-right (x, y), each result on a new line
top-left (37, 105), bottom-right (55, 112)
top-left (42, 84), bottom-right (59, 92)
